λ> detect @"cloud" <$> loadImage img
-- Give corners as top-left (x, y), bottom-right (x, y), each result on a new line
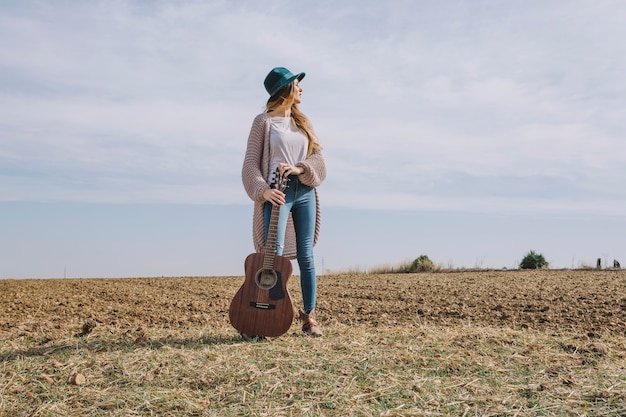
top-left (0, 0), bottom-right (625, 216)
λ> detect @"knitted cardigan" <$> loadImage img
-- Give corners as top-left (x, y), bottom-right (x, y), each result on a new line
top-left (242, 112), bottom-right (326, 260)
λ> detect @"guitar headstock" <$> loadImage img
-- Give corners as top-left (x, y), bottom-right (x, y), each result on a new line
top-left (273, 168), bottom-right (289, 192)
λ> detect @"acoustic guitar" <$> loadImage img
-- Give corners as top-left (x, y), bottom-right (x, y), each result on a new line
top-left (229, 171), bottom-right (294, 338)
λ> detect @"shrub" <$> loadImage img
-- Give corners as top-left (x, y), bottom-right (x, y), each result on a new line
top-left (519, 250), bottom-right (548, 269)
top-left (410, 255), bottom-right (434, 272)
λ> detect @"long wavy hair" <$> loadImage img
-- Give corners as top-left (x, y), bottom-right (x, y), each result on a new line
top-left (265, 82), bottom-right (322, 157)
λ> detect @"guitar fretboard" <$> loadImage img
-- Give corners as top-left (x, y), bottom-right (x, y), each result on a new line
top-left (263, 168), bottom-right (288, 270)
top-left (263, 203), bottom-right (280, 270)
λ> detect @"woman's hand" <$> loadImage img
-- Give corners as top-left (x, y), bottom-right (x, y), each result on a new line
top-left (263, 188), bottom-right (285, 207)
top-left (278, 163), bottom-right (303, 178)
top-left (263, 164), bottom-right (303, 206)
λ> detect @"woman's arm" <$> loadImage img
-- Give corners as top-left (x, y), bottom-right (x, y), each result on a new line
top-left (241, 115), bottom-right (271, 202)
top-left (296, 149), bottom-right (326, 187)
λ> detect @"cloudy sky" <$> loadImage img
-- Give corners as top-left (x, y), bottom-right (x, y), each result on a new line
top-left (1, 0), bottom-right (625, 278)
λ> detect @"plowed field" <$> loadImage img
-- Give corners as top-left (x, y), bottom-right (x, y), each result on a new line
top-left (2, 270), bottom-right (626, 416)
top-left (2, 269), bottom-right (625, 341)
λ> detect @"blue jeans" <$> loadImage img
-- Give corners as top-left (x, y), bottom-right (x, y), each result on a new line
top-left (264, 175), bottom-right (317, 314)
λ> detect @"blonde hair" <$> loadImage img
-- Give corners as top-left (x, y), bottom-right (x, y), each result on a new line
top-left (266, 83), bottom-right (322, 157)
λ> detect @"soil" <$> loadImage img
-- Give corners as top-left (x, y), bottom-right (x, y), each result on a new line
top-left (1, 269), bottom-right (625, 342)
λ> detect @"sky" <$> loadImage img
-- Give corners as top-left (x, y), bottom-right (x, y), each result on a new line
top-left (1, 0), bottom-right (625, 278)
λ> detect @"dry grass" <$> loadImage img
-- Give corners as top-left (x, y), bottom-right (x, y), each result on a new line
top-left (1, 272), bottom-right (626, 416)
top-left (2, 324), bottom-right (625, 416)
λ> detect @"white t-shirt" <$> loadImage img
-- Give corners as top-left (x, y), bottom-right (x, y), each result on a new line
top-left (268, 117), bottom-right (308, 183)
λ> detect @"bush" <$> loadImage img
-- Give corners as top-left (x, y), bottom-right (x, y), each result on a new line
top-left (519, 250), bottom-right (548, 269)
top-left (410, 255), bottom-right (434, 272)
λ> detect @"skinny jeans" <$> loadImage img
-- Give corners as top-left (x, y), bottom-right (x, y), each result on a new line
top-left (264, 175), bottom-right (317, 314)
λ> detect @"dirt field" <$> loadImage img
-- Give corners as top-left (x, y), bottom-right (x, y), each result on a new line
top-left (1, 269), bottom-right (625, 342)
top-left (1, 269), bottom-right (626, 416)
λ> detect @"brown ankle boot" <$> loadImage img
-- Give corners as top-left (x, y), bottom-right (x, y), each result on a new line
top-left (299, 310), bottom-right (323, 337)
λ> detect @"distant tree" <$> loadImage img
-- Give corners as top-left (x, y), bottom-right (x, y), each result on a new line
top-left (410, 255), bottom-right (434, 272)
top-left (519, 250), bottom-right (548, 269)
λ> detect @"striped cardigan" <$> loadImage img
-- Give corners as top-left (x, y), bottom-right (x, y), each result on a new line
top-left (241, 112), bottom-right (326, 260)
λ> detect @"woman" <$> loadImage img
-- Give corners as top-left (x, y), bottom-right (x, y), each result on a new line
top-left (242, 67), bottom-right (326, 337)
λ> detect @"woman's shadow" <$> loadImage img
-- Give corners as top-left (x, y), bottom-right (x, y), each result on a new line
top-left (0, 332), bottom-right (245, 363)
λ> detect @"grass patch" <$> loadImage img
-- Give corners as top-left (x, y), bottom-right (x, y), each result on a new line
top-left (2, 323), bottom-right (625, 416)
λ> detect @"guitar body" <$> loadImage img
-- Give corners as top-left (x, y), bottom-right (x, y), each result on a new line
top-left (229, 252), bottom-right (294, 338)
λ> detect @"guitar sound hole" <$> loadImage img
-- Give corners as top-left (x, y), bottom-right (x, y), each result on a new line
top-left (255, 269), bottom-right (277, 290)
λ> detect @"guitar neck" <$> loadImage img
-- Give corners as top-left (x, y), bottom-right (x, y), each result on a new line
top-left (263, 205), bottom-right (280, 269)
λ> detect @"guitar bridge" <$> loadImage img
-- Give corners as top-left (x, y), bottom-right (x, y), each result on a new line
top-left (249, 302), bottom-right (276, 310)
